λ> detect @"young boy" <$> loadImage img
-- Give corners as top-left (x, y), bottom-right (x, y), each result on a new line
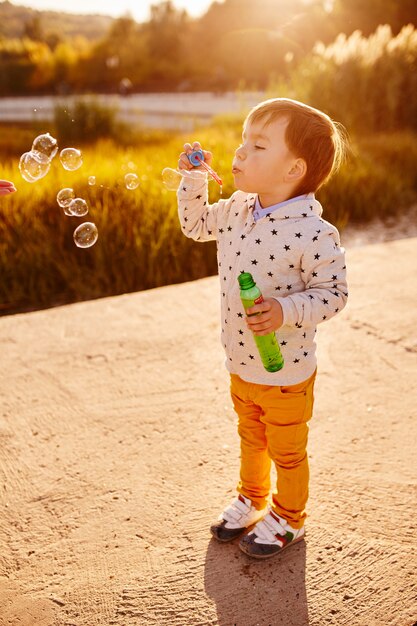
top-left (177, 98), bottom-right (348, 559)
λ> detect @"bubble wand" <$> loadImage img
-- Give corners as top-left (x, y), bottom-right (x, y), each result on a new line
top-left (187, 149), bottom-right (223, 186)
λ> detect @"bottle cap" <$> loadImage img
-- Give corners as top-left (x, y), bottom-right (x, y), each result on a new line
top-left (238, 272), bottom-right (255, 290)
top-left (187, 149), bottom-right (205, 167)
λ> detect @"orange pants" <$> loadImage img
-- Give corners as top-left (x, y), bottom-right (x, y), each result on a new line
top-left (230, 370), bottom-right (316, 529)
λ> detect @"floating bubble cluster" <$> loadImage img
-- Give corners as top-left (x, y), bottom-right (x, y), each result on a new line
top-left (125, 173), bottom-right (140, 190)
top-left (73, 222), bottom-right (98, 248)
top-left (19, 133), bottom-right (60, 182)
top-left (17, 131), bottom-right (152, 251)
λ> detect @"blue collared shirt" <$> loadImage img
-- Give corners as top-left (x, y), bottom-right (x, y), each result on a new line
top-left (253, 193), bottom-right (315, 221)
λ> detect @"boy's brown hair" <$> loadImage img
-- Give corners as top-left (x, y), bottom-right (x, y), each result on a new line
top-left (245, 98), bottom-right (348, 195)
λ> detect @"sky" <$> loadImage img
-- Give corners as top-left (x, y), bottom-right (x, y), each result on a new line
top-left (8, 0), bottom-right (217, 21)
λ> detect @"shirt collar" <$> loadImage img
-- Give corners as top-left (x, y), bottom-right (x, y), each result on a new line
top-left (253, 193), bottom-right (315, 221)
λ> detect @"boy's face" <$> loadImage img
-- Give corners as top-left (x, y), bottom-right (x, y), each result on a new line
top-left (232, 116), bottom-right (298, 200)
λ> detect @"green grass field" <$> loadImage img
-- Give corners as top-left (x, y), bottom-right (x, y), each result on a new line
top-left (1, 122), bottom-right (417, 314)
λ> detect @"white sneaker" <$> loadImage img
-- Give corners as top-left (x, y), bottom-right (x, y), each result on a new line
top-left (210, 494), bottom-right (268, 542)
top-left (239, 509), bottom-right (305, 558)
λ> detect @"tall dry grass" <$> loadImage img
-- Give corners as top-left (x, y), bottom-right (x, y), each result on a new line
top-left (280, 24), bottom-right (417, 134)
top-left (0, 129), bottom-right (231, 312)
top-left (1, 119), bottom-right (417, 314)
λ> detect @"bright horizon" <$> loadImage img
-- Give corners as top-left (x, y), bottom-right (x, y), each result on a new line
top-left (6, 0), bottom-right (218, 21)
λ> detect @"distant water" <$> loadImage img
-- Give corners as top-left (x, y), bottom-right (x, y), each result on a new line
top-left (0, 92), bottom-right (265, 130)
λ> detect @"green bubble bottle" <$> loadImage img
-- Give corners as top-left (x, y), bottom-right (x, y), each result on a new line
top-left (238, 272), bottom-right (284, 372)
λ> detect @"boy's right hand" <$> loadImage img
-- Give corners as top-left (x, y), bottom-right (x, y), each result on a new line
top-left (178, 141), bottom-right (213, 172)
top-left (0, 180), bottom-right (16, 196)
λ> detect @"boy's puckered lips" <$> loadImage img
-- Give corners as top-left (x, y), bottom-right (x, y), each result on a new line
top-left (232, 165), bottom-right (242, 174)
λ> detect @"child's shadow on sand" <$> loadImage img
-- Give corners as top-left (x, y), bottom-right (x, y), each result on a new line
top-left (204, 536), bottom-right (309, 626)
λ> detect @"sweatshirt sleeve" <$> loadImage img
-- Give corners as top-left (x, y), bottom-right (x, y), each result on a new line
top-left (275, 224), bottom-right (348, 328)
top-left (177, 171), bottom-right (227, 242)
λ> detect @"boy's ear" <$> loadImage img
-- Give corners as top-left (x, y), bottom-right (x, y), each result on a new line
top-left (285, 158), bottom-right (307, 183)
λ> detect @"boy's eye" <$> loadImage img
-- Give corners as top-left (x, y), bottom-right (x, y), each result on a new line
top-left (255, 145), bottom-right (266, 150)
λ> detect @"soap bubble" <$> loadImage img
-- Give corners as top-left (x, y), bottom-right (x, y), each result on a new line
top-left (60, 148), bottom-right (83, 171)
top-left (125, 173), bottom-right (139, 190)
top-left (162, 167), bottom-right (207, 191)
top-left (106, 55), bottom-right (119, 68)
top-left (68, 198), bottom-right (89, 217)
top-left (32, 133), bottom-right (58, 160)
top-left (88, 176), bottom-right (96, 186)
top-left (119, 77), bottom-right (132, 95)
top-left (161, 168), bottom-right (182, 191)
top-left (19, 151), bottom-right (50, 182)
top-left (57, 188), bottom-right (76, 215)
top-left (73, 222), bottom-right (98, 248)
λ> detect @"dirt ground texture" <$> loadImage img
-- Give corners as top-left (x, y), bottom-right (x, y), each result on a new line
top-left (0, 237), bottom-right (416, 626)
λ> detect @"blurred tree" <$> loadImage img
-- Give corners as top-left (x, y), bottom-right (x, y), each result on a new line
top-left (28, 39), bottom-right (54, 90)
top-left (108, 15), bottom-right (136, 41)
top-left (0, 38), bottom-right (51, 93)
top-left (44, 31), bottom-right (62, 51)
top-left (141, 1), bottom-right (190, 86)
top-left (23, 15), bottom-right (44, 41)
top-left (146, 1), bottom-right (187, 60)
top-left (78, 15), bottom-right (148, 92)
top-left (38, 36), bottom-right (87, 94)
top-left (1, 0), bottom-right (417, 95)
top-left (195, 0), bottom-right (336, 89)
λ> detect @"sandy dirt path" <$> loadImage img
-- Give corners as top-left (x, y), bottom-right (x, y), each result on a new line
top-left (0, 238), bottom-right (416, 626)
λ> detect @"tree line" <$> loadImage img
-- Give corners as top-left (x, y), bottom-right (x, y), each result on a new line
top-left (0, 0), bottom-right (416, 96)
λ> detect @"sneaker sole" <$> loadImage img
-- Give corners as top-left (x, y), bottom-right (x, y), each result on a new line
top-left (210, 528), bottom-right (245, 542)
top-left (239, 534), bottom-right (305, 559)
top-left (210, 517), bottom-right (265, 543)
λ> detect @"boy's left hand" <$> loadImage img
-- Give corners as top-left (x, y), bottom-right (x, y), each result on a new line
top-left (245, 298), bottom-right (283, 335)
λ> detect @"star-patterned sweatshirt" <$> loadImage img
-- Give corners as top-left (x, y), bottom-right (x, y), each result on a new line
top-left (177, 172), bottom-right (348, 385)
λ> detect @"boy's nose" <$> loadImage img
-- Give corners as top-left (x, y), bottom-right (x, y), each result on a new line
top-left (235, 146), bottom-right (246, 160)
